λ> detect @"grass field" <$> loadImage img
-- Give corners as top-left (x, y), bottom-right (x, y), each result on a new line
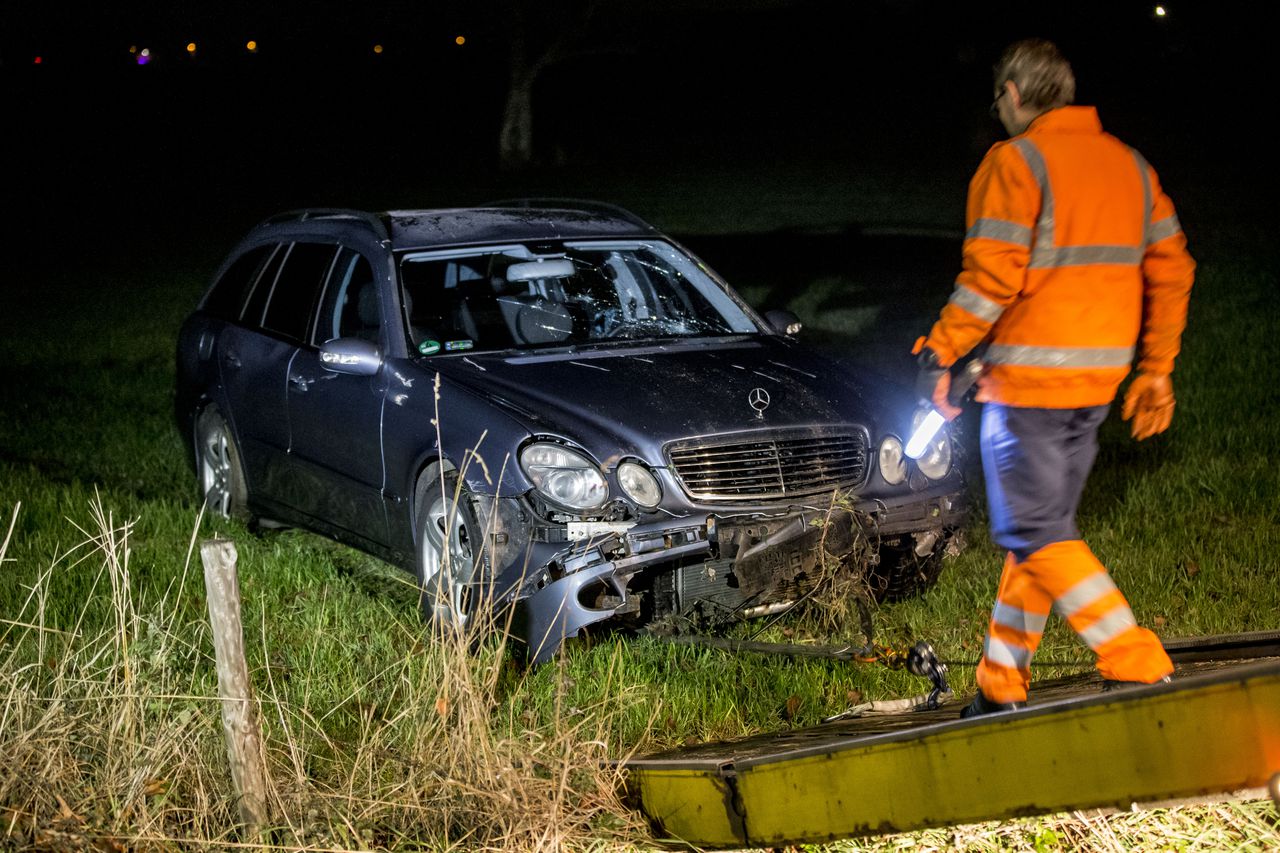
top-left (2, 159), bottom-right (1278, 851)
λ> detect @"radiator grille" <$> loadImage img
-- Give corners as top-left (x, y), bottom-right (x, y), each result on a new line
top-left (666, 429), bottom-right (868, 501)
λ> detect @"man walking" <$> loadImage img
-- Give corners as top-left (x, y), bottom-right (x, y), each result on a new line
top-left (913, 39), bottom-right (1196, 716)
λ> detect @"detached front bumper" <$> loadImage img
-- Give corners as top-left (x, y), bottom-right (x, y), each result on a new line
top-left (510, 490), bottom-right (966, 664)
top-left (511, 523), bottom-right (712, 665)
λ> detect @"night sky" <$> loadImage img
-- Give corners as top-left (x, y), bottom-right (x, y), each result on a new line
top-left (3, 1), bottom-right (1264, 273)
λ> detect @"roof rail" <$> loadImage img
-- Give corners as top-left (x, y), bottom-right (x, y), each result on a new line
top-left (480, 198), bottom-right (655, 231)
top-left (256, 208), bottom-right (390, 241)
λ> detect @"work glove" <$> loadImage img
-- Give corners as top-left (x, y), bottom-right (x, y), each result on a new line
top-left (1122, 373), bottom-right (1175, 440)
top-left (913, 339), bottom-right (963, 421)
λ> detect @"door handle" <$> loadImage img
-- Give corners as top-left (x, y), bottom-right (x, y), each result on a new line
top-left (289, 374), bottom-right (313, 392)
top-left (198, 331), bottom-right (215, 361)
top-left (222, 349), bottom-right (241, 369)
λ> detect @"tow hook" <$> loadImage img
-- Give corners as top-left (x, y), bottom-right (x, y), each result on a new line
top-left (904, 641), bottom-right (951, 710)
top-left (860, 640), bottom-right (951, 711)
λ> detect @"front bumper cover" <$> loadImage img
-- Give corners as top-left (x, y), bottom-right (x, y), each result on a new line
top-left (510, 491), bottom-right (965, 664)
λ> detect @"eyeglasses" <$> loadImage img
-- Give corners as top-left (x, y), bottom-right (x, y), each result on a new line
top-left (989, 87), bottom-right (1007, 119)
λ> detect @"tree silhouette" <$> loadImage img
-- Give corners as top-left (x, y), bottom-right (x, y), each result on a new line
top-left (497, 0), bottom-right (606, 170)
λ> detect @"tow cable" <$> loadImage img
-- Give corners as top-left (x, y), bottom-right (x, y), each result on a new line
top-left (659, 562), bottom-right (960, 718)
top-left (664, 635), bottom-right (954, 718)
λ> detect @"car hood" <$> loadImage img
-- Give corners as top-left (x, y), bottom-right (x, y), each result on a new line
top-left (425, 336), bottom-right (913, 465)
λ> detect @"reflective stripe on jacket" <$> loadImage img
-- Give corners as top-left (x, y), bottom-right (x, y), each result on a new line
top-left (926, 106), bottom-right (1196, 408)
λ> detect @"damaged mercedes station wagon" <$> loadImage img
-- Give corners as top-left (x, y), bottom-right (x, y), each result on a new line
top-left (176, 202), bottom-right (967, 662)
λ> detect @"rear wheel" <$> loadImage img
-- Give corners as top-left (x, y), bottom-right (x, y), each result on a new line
top-left (414, 470), bottom-right (488, 626)
top-left (195, 408), bottom-right (251, 522)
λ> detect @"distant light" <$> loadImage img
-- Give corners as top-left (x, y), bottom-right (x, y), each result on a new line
top-left (373, 44), bottom-right (384, 54)
top-left (141, 48), bottom-right (151, 57)
top-left (137, 48), bottom-right (151, 66)
top-left (33, 56), bottom-right (42, 64)
top-left (455, 35), bottom-right (466, 46)
top-left (246, 40), bottom-right (258, 53)
top-left (1155, 5), bottom-right (1167, 15)
top-left (187, 42), bottom-right (197, 54)
top-left (129, 46), bottom-right (138, 54)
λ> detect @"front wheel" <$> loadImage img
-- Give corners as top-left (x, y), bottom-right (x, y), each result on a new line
top-left (414, 471), bottom-right (488, 626)
top-left (195, 407), bottom-right (251, 522)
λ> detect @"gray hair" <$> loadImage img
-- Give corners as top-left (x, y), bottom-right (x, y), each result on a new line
top-left (994, 39), bottom-right (1076, 111)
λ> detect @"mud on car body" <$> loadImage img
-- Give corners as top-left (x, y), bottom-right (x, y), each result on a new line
top-left (175, 202), bottom-right (967, 663)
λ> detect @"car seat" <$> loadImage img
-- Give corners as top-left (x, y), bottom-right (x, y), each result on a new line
top-left (349, 282), bottom-right (381, 342)
top-left (510, 298), bottom-right (574, 345)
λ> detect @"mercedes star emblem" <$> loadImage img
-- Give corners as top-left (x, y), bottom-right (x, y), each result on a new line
top-left (748, 387), bottom-right (771, 418)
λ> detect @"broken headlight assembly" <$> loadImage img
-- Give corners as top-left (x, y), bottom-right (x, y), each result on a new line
top-left (878, 435), bottom-right (908, 485)
top-left (616, 460), bottom-right (662, 508)
top-left (909, 409), bottom-right (952, 480)
top-left (519, 441), bottom-right (609, 511)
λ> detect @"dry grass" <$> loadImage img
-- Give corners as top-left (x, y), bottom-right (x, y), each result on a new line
top-left (5, 494), bottom-right (1275, 852)
top-left (0, 497), bottom-right (644, 851)
top-left (837, 799), bottom-right (1280, 851)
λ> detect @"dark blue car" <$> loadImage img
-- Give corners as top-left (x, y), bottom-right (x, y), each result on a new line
top-left (176, 202), bottom-right (966, 662)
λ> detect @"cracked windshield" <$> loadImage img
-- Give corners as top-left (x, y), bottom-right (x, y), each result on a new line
top-left (399, 241), bottom-right (759, 354)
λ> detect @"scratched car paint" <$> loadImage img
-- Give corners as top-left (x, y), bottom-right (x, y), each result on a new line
top-left (175, 203), bottom-right (967, 662)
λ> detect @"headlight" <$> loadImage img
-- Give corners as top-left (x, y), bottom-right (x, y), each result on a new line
top-left (878, 436), bottom-right (907, 485)
top-left (911, 409), bottom-right (952, 480)
top-left (519, 442), bottom-right (608, 511)
top-left (617, 460), bottom-right (662, 508)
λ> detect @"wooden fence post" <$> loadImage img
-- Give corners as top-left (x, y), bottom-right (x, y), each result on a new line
top-left (200, 537), bottom-right (268, 834)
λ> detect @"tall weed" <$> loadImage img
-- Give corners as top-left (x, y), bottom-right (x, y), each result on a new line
top-left (0, 496), bottom-right (641, 851)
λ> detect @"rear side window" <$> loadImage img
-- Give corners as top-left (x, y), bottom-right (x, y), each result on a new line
top-left (202, 245), bottom-right (276, 320)
top-left (260, 243), bottom-right (339, 343)
top-left (242, 244), bottom-right (289, 326)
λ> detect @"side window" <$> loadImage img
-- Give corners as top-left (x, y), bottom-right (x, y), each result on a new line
top-left (202, 244), bottom-right (276, 320)
top-left (261, 242), bottom-right (339, 343)
top-left (241, 243), bottom-right (290, 327)
top-left (314, 248), bottom-right (380, 345)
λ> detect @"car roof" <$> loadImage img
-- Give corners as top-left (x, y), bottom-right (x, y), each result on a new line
top-left (254, 201), bottom-right (660, 252)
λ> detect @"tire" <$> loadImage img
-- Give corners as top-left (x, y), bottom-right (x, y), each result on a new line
top-left (865, 533), bottom-right (950, 603)
top-left (413, 470), bottom-right (489, 626)
top-left (195, 407), bottom-right (252, 522)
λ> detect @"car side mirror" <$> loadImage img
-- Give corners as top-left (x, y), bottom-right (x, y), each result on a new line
top-left (319, 338), bottom-right (382, 376)
top-left (765, 309), bottom-right (803, 337)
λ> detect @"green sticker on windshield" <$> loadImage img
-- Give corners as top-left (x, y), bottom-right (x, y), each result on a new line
top-left (418, 339), bottom-right (441, 355)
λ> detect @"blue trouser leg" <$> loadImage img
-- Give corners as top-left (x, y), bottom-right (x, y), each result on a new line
top-left (979, 403), bottom-right (1110, 561)
top-left (974, 402), bottom-right (1172, 702)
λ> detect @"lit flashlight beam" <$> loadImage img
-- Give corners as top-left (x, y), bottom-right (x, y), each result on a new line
top-left (904, 409), bottom-right (945, 459)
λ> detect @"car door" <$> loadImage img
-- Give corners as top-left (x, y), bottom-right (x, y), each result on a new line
top-left (216, 242), bottom-right (297, 504)
top-left (224, 240), bottom-right (340, 511)
top-left (284, 246), bottom-right (391, 546)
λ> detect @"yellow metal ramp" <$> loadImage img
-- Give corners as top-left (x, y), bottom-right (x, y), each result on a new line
top-left (624, 647), bottom-right (1280, 848)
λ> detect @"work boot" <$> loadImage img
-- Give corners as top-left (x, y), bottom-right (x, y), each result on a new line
top-left (1102, 675), bottom-right (1172, 692)
top-left (959, 691), bottom-right (1024, 718)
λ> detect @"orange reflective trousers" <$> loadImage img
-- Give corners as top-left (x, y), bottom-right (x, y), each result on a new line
top-left (977, 540), bottom-right (1174, 703)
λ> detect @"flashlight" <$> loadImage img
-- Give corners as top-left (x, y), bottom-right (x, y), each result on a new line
top-left (905, 409), bottom-right (945, 459)
top-left (905, 358), bottom-right (983, 459)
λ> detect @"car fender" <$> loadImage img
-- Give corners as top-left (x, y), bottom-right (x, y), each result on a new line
top-left (380, 361), bottom-right (537, 555)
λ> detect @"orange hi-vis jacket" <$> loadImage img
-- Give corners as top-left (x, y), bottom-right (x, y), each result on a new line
top-left (925, 106), bottom-right (1196, 409)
